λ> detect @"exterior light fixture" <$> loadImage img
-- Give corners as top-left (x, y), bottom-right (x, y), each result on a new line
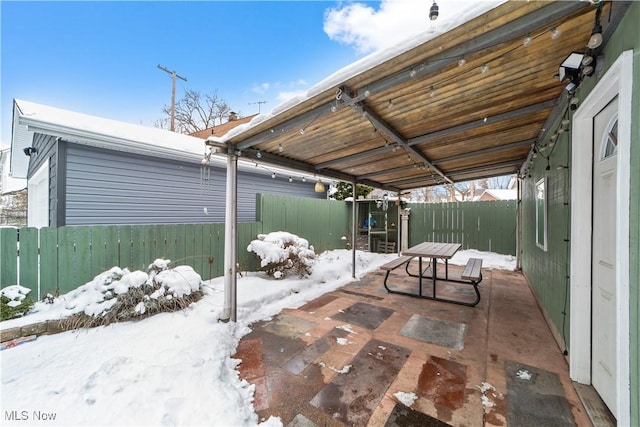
top-left (550, 27), bottom-right (561, 40)
top-left (278, 143), bottom-right (284, 152)
top-left (588, 2), bottom-right (603, 49)
top-left (523, 32), bottom-right (532, 47)
top-left (480, 63), bottom-right (490, 74)
top-left (288, 176), bottom-right (293, 183)
top-left (314, 179), bottom-right (326, 193)
top-left (23, 146), bottom-right (37, 156)
top-left (271, 172), bottom-right (276, 179)
top-left (256, 150), bottom-right (262, 159)
top-left (458, 57), bottom-right (466, 67)
top-left (429, 1), bottom-right (439, 21)
top-left (429, 86), bottom-right (436, 98)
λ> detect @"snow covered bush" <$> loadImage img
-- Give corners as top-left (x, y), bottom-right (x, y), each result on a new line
top-left (0, 285), bottom-right (34, 321)
top-left (34, 259), bottom-right (205, 328)
top-left (247, 231), bottom-right (316, 279)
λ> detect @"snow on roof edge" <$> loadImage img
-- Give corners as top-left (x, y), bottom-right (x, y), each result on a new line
top-left (14, 99), bottom-right (206, 157)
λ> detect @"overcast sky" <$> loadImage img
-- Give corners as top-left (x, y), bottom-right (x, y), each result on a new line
top-left (1, 0), bottom-right (498, 150)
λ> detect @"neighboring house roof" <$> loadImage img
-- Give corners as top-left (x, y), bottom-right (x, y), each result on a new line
top-left (190, 114), bottom-right (258, 140)
top-left (11, 99), bottom-right (330, 183)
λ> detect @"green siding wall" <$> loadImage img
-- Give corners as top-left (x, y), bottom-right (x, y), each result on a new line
top-left (521, 3), bottom-right (639, 423)
top-left (520, 125), bottom-right (571, 350)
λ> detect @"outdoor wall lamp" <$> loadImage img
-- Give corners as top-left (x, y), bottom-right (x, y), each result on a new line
top-left (23, 146), bottom-right (37, 156)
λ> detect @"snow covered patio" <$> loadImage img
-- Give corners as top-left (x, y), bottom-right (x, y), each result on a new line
top-left (235, 263), bottom-right (592, 426)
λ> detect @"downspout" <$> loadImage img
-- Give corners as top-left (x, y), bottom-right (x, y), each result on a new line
top-left (352, 181), bottom-right (357, 278)
top-left (516, 177), bottom-right (522, 270)
top-left (397, 192), bottom-right (401, 254)
top-left (221, 148), bottom-right (238, 322)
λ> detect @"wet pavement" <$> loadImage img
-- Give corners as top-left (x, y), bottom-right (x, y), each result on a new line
top-left (234, 263), bottom-right (592, 426)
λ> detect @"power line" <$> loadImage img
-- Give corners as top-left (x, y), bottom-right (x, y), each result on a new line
top-left (157, 64), bottom-right (187, 132)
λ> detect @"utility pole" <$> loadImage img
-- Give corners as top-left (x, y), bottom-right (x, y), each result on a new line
top-left (157, 64), bottom-right (187, 132)
top-left (249, 101), bottom-right (267, 114)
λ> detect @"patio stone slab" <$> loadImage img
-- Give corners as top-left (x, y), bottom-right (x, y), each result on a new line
top-left (417, 356), bottom-right (467, 411)
top-left (331, 302), bottom-right (394, 330)
top-left (286, 414), bottom-right (318, 427)
top-left (261, 313), bottom-right (317, 339)
top-left (298, 294), bottom-right (338, 312)
top-left (399, 314), bottom-right (467, 350)
top-left (310, 338), bottom-right (410, 426)
top-left (505, 360), bottom-right (575, 426)
top-left (384, 403), bottom-right (452, 427)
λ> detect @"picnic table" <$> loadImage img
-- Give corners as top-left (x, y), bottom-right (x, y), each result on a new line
top-left (380, 241), bottom-right (483, 307)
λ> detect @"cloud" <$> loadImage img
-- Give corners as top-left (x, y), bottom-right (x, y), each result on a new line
top-left (251, 82), bottom-right (271, 94)
top-left (323, 0), bottom-right (429, 54)
top-left (323, 0), bottom-right (499, 54)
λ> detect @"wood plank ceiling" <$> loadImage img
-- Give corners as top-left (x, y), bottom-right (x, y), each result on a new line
top-left (216, 0), bottom-right (622, 193)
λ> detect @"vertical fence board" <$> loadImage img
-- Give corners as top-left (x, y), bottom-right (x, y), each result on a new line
top-left (39, 227), bottom-right (58, 297)
top-left (17, 228), bottom-right (38, 295)
top-left (192, 224), bottom-right (205, 277)
top-left (174, 224), bottom-right (187, 267)
top-left (129, 226), bottom-right (146, 272)
top-left (119, 226), bottom-right (132, 271)
top-left (143, 225), bottom-right (155, 269)
top-left (104, 226), bottom-right (121, 270)
top-left (75, 227), bottom-right (92, 286)
top-left (211, 223), bottom-right (225, 278)
top-left (90, 226), bottom-right (107, 278)
top-left (0, 228), bottom-right (18, 287)
top-left (57, 227), bottom-right (76, 294)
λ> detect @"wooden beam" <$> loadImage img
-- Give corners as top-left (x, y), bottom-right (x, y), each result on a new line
top-left (354, 103), bottom-right (453, 184)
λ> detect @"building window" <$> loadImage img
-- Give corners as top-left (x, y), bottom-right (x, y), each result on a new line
top-left (535, 177), bottom-right (547, 251)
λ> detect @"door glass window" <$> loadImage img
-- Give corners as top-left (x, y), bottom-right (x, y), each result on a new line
top-left (602, 116), bottom-right (618, 159)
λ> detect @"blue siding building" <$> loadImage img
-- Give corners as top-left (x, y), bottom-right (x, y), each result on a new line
top-left (11, 99), bottom-right (325, 227)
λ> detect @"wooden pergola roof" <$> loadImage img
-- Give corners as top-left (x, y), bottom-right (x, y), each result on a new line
top-left (216, 1), bottom-right (627, 193)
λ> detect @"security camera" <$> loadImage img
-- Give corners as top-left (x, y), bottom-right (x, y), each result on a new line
top-left (23, 147), bottom-right (37, 156)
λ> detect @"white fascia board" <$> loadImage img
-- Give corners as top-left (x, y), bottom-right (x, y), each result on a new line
top-left (20, 120), bottom-right (204, 164)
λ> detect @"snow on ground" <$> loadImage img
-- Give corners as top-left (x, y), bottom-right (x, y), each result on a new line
top-left (0, 248), bottom-right (514, 426)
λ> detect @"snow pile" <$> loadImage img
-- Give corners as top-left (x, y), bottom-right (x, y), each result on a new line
top-left (12, 259), bottom-right (203, 325)
top-left (0, 285), bottom-right (31, 308)
top-left (247, 231), bottom-right (316, 278)
top-left (394, 391), bottom-right (418, 407)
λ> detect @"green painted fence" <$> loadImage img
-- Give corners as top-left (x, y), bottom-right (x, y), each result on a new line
top-left (407, 200), bottom-right (517, 255)
top-left (0, 222), bottom-right (263, 299)
top-left (1, 195), bottom-right (515, 300)
top-left (256, 194), bottom-right (351, 253)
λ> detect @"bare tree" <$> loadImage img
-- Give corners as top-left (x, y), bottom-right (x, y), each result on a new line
top-left (160, 89), bottom-right (231, 134)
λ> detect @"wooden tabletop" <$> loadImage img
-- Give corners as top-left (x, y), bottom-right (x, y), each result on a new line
top-left (403, 242), bottom-right (461, 259)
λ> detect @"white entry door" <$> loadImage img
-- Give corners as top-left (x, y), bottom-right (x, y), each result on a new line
top-left (591, 96), bottom-right (618, 417)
